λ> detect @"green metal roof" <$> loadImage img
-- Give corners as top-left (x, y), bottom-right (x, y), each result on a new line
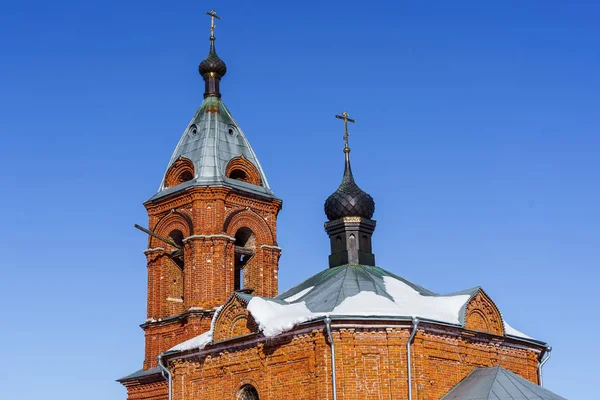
top-left (276, 264), bottom-right (476, 314)
top-left (151, 97), bottom-right (275, 201)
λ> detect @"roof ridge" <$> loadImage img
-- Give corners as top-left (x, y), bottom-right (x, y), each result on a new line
top-left (486, 366), bottom-right (502, 400)
top-left (333, 265), bottom-right (353, 308)
top-left (361, 265), bottom-right (395, 301)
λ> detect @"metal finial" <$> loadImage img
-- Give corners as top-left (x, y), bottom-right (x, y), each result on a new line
top-left (335, 111), bottom-right (356, 159)
top-left (205, 9), bottom-right (221, 39)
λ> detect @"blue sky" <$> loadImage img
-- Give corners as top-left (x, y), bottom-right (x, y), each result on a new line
top-left (1, 1), bottom-right (598, 399)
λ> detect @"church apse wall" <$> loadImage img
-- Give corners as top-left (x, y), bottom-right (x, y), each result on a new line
top-left (167, 322), bottom-right (541, 400)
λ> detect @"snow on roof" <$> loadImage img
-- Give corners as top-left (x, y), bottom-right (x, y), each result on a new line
top-left (504, 320), bottom-right (533, 340)
top-left (283, 286), bottom-right (314, 303)
top-left (247, 297), bottom-right (315, 337)
top-left (169, 330), bottom-right (212, 352)
top-left (166, 264), bottom-right (537, 353)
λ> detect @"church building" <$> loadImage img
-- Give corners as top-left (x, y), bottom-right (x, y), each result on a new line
top-left (118, 11), bottom-right (566, 400)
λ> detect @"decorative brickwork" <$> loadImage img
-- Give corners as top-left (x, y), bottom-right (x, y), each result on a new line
top-left (164, 322), bottom-right (542, 400)
top-left (123, 380), bottom-right (168, 400)
top-left (464, 290), bottom-right (505, 336)
top-left (213, 295), bottom-right (259, 342)
top-left (225, 156), bottom-right (263, 186)
top-left (164, 157), bottom-right (195, 188)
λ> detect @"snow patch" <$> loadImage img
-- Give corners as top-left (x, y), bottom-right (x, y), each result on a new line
top-left (504, 321), bottom-right (533, 339)
top-left (247, 297), bottom-right (317, 337)
top-left (165, 274), bottom-right (537, 354)
top-left (169, 330), bottom-right (212, 352)
top-left (383, 276), bottom-right (470, 325)
top-left (331, 291), bottom-right (400, 315)
top-left (284, 286), bottom-right (314, 303)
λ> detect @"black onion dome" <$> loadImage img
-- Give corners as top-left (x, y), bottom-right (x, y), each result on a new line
top-left (198, 40), bottom-right (227, 77)
top-left (324, 157), bottom-right (375, 221)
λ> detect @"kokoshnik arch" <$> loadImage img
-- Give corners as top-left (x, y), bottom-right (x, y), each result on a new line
top-left (118, 10), bottom-right (565, 400)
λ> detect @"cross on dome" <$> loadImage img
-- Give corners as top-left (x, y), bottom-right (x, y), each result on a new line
top-left (205, 9), bottom-right (221, 39)
top-left (324, 110), bottom-right (375, 222)
top-left (335, 111), bottom-right (355, 156)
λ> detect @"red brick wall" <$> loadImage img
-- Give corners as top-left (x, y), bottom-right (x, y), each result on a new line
top-left (124, 380), bottom-right (167, 400)
top-left (167, 323), bottom-right (541, 400)
top-left (143, 313), bottom-right (214, 369)
top-left (140, 186), bottom-right (281, 371)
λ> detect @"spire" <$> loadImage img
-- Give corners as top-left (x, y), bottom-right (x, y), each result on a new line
top-left (199, 10), bottom-right (227, 98)
top-left (324, 112), bottom-right (376, 268)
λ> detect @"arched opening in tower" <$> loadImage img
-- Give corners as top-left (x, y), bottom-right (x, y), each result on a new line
top-left (168, 229), bottom-right (185, 270)
top-left (237, 384), bottom-right (259, 400)
top-left (234, 227), bottom-right (256, 291)
top-left (229, 169), bottom-right (249, 182)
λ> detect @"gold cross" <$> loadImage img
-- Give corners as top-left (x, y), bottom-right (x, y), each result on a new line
top-left (205, 9), bottom-right (221, 38)
top-left (335, 111), bottom-right (355, 151)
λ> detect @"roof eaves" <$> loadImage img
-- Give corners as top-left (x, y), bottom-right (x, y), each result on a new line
top-left (116, 366), bottom-right (162, 383)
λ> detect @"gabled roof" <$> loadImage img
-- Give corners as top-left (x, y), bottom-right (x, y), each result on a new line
top-left (151, 96), bottom-right (274, 200)
top-left (442, 366), bottom-right (566, 400)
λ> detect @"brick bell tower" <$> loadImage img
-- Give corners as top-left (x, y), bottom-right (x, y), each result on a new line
top-left (132, 12), bottom-right (282, 374)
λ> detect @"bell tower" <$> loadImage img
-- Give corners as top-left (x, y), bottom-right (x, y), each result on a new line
top-left (136, 11), bottom-right (282, 371)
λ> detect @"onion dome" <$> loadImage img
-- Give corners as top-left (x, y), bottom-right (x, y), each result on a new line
top-left (324, 152), bottom-right (375, 221)
top-left (198, 36), bottom-right (227, 99)
top-left (198, 39), bottom-right (227, 78)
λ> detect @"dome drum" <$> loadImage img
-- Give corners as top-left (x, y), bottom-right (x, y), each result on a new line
top-left (325, 216), bottom-right (376, 267)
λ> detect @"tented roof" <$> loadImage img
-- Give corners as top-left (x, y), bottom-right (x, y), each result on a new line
top-left (151, 97), bottom-right (274, 200)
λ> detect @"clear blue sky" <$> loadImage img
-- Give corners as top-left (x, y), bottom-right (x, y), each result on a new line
top-left (1, 1), bottom-right (598, 399)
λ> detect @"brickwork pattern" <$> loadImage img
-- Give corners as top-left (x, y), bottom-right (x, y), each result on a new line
top-left (464, 290), bottom-right (504, 336)
top-left (139, 185), bottom-right (281, 373)
top-left (225, 156), bottom-right (263, 186)
top-left (143, 313), bottom-right (214, 369)
top-left (213, 295), bottom-right (259, 342)
top-left (167, 324), bottom-right (541, 400)
top-left (123, 380), bottom-right (168, 400)
top-left (164, 157), bottom-right (195, 188)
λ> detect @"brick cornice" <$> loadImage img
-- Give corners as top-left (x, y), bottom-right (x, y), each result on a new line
top-left (140, 309), bottom-right (216, 330)
top-left (145, 186), bottom-right (281, 216)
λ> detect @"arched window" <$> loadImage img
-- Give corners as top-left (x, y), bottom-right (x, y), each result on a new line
top-left (237, 384), bottom-right (259, 400)
top-left (178, 170), bottom-right (193, 183)
top-left (333, 236), bottom-right (343, 253)
top-left (234, 228), bottom-right (256, 290)
top-left (361, 234), bottom-right (371, 253)
top-left (164, 157), bottom-right (194, 188)
top-left (229, 169), bottom-right (248, 182)
top-left (225, 157), bottom-right (262, 186)
top-left (168, 229), bottom-right (185, 270)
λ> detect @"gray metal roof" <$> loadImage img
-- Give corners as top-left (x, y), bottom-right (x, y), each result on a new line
top-left (441, 366), bottom-right (566, 400)
top-left (276, 264), bottom-right (479, 315)
top-left (151, 96), bottom-right (274, 200)
top-left (116, 366), bottom-right (161, 383)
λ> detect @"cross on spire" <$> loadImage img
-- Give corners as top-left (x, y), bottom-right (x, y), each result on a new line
top-left (335, 111), bottom-right (355, 155)
top-left (205, 9), bottom-right (221, 39)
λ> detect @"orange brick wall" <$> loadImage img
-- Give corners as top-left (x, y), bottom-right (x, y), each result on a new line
top-left (123, 380), bottom-right (168, 400)
top-left (143, 313), bottom-right (214, 369)
top-left (140, 186), bottom-right (282, 371)
top-left (167, 323), bottom-right (541, 400)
